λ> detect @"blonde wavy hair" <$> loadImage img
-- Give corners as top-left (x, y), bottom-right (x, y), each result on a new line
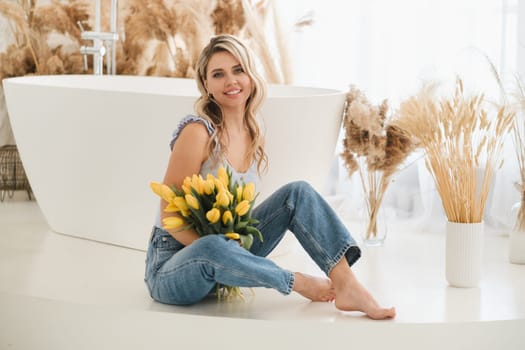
top-left (194, 34), bottom-right (268, 175)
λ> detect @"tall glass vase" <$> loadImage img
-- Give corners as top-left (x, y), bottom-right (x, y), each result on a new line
top-left (357, 163), bottom-right (390, 247)
top-left (359, 204), bottom-right (387, 246)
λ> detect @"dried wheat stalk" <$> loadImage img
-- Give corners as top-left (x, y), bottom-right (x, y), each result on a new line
top-left (512, 79), bottom-right (525, 231)
top-left (1, 0), bottom-right (292, 84)
top-left (397, 79), bottom-right (515, 224)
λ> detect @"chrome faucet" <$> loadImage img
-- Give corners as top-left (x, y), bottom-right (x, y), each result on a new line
top-left (79, 0), bottom-right (119, 75)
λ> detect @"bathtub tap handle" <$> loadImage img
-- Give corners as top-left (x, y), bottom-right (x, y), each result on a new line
top-left (79, 45), bottom-right (106, 74)
top-left (77, 21), bottom-right (85, 32)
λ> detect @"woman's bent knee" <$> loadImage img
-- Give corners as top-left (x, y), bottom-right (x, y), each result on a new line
top-left (284, 180), bottom-right (313, 194)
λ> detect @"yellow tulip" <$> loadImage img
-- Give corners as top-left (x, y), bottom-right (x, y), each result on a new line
top-left (149, 182), bottom-right (163, 197)
top-left (216, 190), bottom-right (230, 207)
top-left (159, 184), bottom-right (176, 203)
top-left (164, 203), bottom-right (179, 212)
top-left (206, 208), bottom-right (221, 224)
top-left (218, 166), bottom-right (229, 187)
top-left (235, 200), bottom-right (250, 216)
top-left (214, 178), bottom-right (226, 192)
top-left (225, 232), bottom-right (240, 240)
top-left (162, 216), bottom-right (185, 230)
top-left (236, 186), bottom-right (243, 202)
top-left (173, 196), bottom-right (188, 212)
top-left (199, 175), bottom-right (207, 189)
top-left (150, 182), bottom-right (175, 203)
top-left (185, 194), bottom-right (200, 210)
top-left (191, 174), bottom-right (203, 194)
top-left (222, 210), bottom-right (233, 224)
top-left (182, 177), bottom-right (192, 194)
top-left (242, 183), bottom-right (255, 201)
top-left (202, 178), bottom-right (214, 195)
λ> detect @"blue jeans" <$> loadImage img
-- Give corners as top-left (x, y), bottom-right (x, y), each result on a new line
top-left (144, 181), bottom-right (361, 305)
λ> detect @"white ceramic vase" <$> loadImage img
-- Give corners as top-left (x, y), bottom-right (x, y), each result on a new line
top-left (445, 221), bottom-right (484, 288)
top-left (509, 200), bottom-right (525, 264)
top-left (509, 230), bottom-right (525, 264)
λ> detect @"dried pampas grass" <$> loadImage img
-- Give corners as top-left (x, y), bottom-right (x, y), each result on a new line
top-left (396, 79), bottom-right (515, 224)
top-left (212, 0), bottom-right (245, 35)
top-left (238, 0), bottom-right (280, 83)
top-left (341, 85), bottom-right (415, 239)
top-left (119, 0), bottom-right (213, 77)
top-left (117, 0), bottom-right (292, 83)
top-left (512, 79), bottom-right (525, 231)
top-left (0, 0), bottom-right (89, 79)
top-left (1, 0), bottom-right (294, 84)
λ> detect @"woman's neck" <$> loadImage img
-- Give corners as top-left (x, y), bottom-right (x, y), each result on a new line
top-left (223, 111), bottom-right (246, 134)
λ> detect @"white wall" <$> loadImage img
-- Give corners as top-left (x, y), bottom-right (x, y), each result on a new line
top-left (274, 0), bottom-right (522, 230)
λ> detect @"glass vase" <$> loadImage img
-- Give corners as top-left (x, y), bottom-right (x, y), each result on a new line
top-left (358, 204), bottom-right (387, 246)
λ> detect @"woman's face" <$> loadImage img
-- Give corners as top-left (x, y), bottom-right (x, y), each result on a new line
top-left (205, 51), bottom-right (252, 115)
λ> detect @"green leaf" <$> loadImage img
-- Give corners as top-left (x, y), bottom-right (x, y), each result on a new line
top-left (235, 221), bottom-right (248, 230)
top-left (172, 186), bottom-right (185, 197)
top-left (239, 234), bottom-right (253, 250)
top-left (188, 206), bottom-right (209, 235)
top-left (245, 226), bottom-right (264, 242)
top-left (248, 218), bottom-right (259, 225)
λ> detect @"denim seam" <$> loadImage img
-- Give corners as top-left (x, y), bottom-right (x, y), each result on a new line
top-left (285, 270), bottom-right (294, 295)
top-left (255, 202), bottom-right (293, 233)
top-left (209, 260), bottom-right (291, 294)
top-left (156, 257), bottom-right (290, 294)
top-left (326, 242), bottom-right (352, 276)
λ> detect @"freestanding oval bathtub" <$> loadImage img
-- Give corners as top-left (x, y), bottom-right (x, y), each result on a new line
top-left (3, 75), bottom-right (345, 250)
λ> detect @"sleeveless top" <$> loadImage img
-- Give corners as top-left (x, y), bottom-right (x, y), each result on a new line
top-left (154, 115), bottom-right (259, 228)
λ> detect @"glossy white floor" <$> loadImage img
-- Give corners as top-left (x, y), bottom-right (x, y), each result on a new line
top-left (1, 192), bottom-right (524, 349)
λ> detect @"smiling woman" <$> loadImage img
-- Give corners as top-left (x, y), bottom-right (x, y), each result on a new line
top-left (205, 52), bottom-right (252, 118)
top-left (142, 34), bottom-right (395, 319)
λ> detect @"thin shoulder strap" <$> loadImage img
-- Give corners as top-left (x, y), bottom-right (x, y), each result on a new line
top-left (169, 115), bottom-right (215, 150)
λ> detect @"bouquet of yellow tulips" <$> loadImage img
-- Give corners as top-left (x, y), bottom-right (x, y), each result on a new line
top-left (150, 166), bottom-right (263, 299)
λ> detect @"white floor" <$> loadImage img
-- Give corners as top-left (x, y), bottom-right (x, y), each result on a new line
top-left (1, 192), bottom-right (524, 349)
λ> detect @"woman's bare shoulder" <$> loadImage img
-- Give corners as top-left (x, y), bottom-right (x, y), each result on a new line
top-left (175, 121), bottom-right (211, 145)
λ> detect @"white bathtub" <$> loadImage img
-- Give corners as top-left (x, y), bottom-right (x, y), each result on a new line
top-left (3, 75), bottom-right (344, 250)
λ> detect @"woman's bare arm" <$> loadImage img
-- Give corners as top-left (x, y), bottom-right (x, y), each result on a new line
top-left (160, 123), bottom-right (210, 246)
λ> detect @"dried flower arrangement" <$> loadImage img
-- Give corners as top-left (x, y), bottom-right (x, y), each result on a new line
top-left (0, 0), bottom-right (293, 81)
top-left (0, 0), bottom-right (89, 79)
top-left (118, 0), bottom-right (292, 83)
top-left (341, 86), bottom-right (415, 241)
top-left (512, 80), bottom-right (525, 231)
top-left (395, 79), bottom-right (515, 224)
top-left (118, 0), bottom-right (212, 77)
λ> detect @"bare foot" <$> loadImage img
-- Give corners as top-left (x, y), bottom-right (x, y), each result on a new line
top-left (334, 278), bottom-right (396, 320)
top-left (292, 272), bottom-right (335, 302)
top-left (329, 259), bottom-right (396, 320)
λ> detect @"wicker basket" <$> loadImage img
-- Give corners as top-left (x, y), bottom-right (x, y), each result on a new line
top-left (0, 145), bottom-right (33, 201)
